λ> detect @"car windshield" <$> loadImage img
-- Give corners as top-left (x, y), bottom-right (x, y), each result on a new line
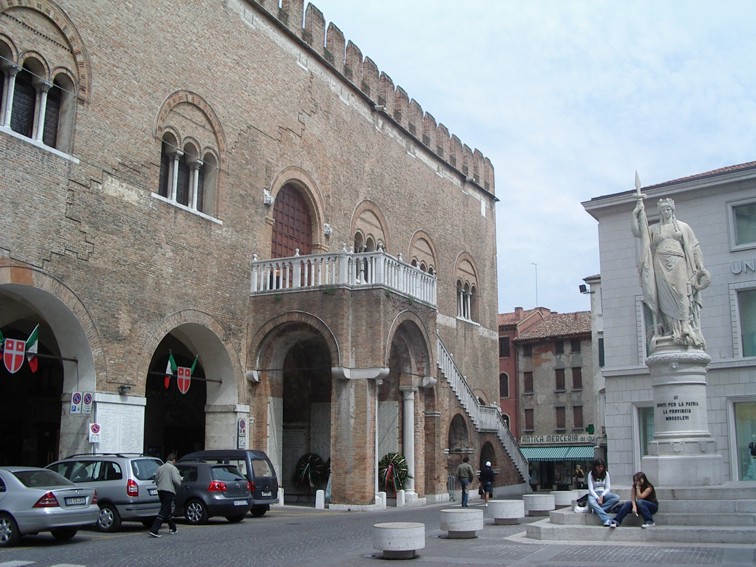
top-left (132, 458), bottom-right (161, 480)
top-left (13, 469), bottom-right (74, 488)
top-left (211, 466), bottom-right (246, 482)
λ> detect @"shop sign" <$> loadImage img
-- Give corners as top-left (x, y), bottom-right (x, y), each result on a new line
top-left (520, 433), bottom-right (595, 444)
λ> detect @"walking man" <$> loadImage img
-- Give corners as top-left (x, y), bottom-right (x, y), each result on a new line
top-left (149, 452), bottom-right (182, 537)
top-left (456, 456), bottom-right (474, 507)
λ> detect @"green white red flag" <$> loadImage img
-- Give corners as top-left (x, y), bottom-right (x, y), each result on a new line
top-left (25, 325), bottom-right (39, 373)
top-left (164, 353), bottom-right (177, 389)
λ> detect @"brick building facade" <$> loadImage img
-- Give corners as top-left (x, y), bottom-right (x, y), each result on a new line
top-left (0, 0), bottom-right (527, 507)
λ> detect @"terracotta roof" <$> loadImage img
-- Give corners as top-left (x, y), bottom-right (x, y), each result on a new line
top-left (498, 307), bottom-right (552, 327)
top-left (515, 311), bottom-right (591, 341)
top-left (645, 161), bottom-right (756, 189)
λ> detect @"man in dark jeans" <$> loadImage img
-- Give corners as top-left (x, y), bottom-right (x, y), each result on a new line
top-left (149, 453), bottom-right (182, 537)
top-left (456, 456), bottom-right (474, 507)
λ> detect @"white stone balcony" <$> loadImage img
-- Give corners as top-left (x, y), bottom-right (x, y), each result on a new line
top-left (250, 246), bottom-right (437, 307)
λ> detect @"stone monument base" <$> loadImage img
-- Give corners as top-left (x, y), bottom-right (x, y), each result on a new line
top-left (642, 452), bottom-right (723, 486)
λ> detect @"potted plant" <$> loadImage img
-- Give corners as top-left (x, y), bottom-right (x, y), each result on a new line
top-left (378, 452), bottom-right (412, 495)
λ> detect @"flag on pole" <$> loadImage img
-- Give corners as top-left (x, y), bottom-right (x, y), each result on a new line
top-left (177, 355), bottom-right (199, 395)
top-left (164, 353), bottom-right (177, 389)
top-left (25, 325), bottom-right (39, 373)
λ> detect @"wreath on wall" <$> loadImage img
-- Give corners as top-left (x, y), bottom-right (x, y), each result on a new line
top-left (378, 452), bottom-right (412, 495)
top-left (293, 453), bottom-right (329, 491)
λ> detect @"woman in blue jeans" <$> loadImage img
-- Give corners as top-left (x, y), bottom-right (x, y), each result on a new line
top-left (587, 458), bottom-right (620, 526)
top-left (610, 471), bottom-right (658, 528)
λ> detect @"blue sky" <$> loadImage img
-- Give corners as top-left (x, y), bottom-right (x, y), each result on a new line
top-left (311, 0), bottom-right (756, 314)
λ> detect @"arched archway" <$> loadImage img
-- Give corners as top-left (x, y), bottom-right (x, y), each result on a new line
top-left (381, 316), bottom-right (432, 497)
top-left (253, 322), bottom-right (334, 503)
top-left (142, 316), bottom-right (241, 459)
top-left (0, 269), bottom-right (102, 465)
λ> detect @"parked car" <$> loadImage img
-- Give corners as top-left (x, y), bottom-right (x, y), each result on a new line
top-left (47, 453), bottom-right (162, 532)
top-left (179, 450), bottom-right (278, 517)
top-left (0, 466), bottom-right (99, 547)
top-left (173, 462), bottom-right (253, 524)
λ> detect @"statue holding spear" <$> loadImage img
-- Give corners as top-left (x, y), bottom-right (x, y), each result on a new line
top-left (630, 173), bottom-right (710, 351)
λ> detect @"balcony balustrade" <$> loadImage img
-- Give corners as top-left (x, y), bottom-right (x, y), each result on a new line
top-left (250, 246), bottom-right (436, 307)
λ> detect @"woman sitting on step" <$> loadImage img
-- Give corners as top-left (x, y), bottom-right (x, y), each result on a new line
top-left (610, 471), bottom-right (658, 529)
top-left (587, 458), bottom-right (620, 527)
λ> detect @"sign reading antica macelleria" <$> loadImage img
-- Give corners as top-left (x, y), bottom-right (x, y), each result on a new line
top-left (519, 434), bottom-right (595, 445)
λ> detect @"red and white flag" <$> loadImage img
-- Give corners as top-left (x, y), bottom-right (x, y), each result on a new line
top-left (3, 338), bottom-right (26, 374)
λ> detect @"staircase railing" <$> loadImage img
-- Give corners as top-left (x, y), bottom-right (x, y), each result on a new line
top-left (437, 334), bottom-right (529, 482)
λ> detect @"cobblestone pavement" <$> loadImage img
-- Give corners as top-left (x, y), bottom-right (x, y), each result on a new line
top-left (0, 502), bottom-right (753, 566)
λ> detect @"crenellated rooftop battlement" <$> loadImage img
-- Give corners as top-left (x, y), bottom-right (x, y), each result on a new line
top-left (251, 0), bottom-right (495, 195)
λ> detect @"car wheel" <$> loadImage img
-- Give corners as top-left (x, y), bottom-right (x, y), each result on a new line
top-left (51, 527), bottom-right (78, 541)
top-left (250, 506), bottom-right (267, 518)
top-left (184, 499), bottom-right (208, 525)
top-left (0, 513), bottom-right (20, 547)
top-left (225, 514), bottom-right (246, 523)
top-left (96, 503), bottom-right (122, 532)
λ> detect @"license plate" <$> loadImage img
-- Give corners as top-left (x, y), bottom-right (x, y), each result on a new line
top-left (149, 488), bottom-right (157, 496)
top-left (261, 491), bottom-right (271, 497)
top-left (234, 500), bottom-right (248, 506)
top-left (65, 497), bottom-right (86, 506)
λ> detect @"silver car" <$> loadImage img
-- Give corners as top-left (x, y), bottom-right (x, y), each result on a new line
top-left (0, 467), bottom-right (99, 547)
top-left (47, 454), bottom-right (162, 532)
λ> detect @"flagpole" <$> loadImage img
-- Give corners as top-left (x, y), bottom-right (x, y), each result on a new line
top-left (0, 349), bottom-right (78, 364)
top-left (147, 370), bottom-right (222, 384)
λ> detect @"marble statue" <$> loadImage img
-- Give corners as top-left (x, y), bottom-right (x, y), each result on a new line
top-left (631, 176), bottom-right (710, 349)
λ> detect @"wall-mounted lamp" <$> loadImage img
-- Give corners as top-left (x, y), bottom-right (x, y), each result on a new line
top-left (263, 189), bottom-right (273, 206)
top-left (118, 384), bottom-right (131, 395)
top-left (579, 284), bottom-right (594, 295)
top-left (323, 223), bottom-right (333, 237)
top-left (245, 369), bottom-right (260, 383)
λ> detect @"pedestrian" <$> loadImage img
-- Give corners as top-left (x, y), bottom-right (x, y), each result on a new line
top-left (149, 452), bottom-right (183, 537)
top-left (573, 464), bottom-right (585, 489)
top-left (610, 471), bottom-right (658, 529)
top-left (587, 458), bottom-right (620, 527)
top-left (479, 460), bottom-right (495, 507)
top-left (456, 456), bottom-right (474, 507)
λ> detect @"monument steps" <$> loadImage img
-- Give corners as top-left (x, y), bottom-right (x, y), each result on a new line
top-left (526, 517), bottom-right (756, 544)
top-left (525, 483), bottom-right (756, 544)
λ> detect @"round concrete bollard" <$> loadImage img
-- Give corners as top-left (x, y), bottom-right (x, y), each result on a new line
top-left (373, 522), bottom-right (425, 559)
top-left (487, 499), bottom-right (525, 525)
top-left (439, 508), bottom-right (485, 539)
top-left (550, 490), bottom-right (580, 507)
top-left (523, 493), bottom-right (556, 516)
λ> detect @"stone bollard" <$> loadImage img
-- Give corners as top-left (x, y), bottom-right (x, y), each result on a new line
top-left (439, 508), bottom-right (484, 539)
top-left (396, 489), bottom-right (406, 507)
top-left (487, 499), bottom-right (525, 525)
top-left (373, 522), bottom-right (425, 559)
top-left (315, 489), bottom-right (325, 509)
top-left (550, 490), bottom-right (580, 508)
top-left (523, 493), bottom-right (556, 516)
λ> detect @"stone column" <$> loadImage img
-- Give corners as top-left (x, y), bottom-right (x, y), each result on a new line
top-left (641, 342), bottom-right (722, 486)
top-left (401, 387), bottom-right (417, 496)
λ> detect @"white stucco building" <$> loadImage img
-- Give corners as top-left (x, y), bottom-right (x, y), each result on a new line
top-left (583, 162), bottom-right (756, 483)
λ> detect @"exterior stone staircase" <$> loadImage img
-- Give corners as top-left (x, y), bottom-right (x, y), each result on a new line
top-left (526, 483), bottom-right (756, 545)
top-left (436, 335), bottom-right (529, 482)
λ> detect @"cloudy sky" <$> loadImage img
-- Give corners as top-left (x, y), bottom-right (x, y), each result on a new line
top-left (311, 0), bottom-right (756, 314)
